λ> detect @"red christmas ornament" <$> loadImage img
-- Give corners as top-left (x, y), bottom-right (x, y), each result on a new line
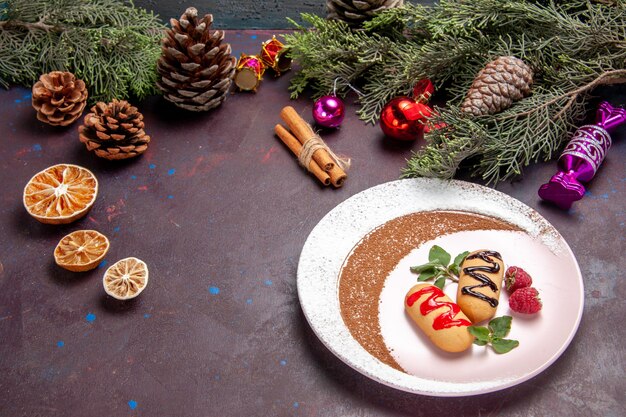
top-left (423, 121), bottom-right (447, 135)
top-left (380, 97), bottom-right (432, 141)
top-left (412, 79), bottom-right (435, 104)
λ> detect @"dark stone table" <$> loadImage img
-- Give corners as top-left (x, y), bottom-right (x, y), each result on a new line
top-left (1, 30), bottom-right (624, 417)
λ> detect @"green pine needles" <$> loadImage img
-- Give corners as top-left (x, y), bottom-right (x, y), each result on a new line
top-left (0, 0), bottom-right (165, 103)
top-left (285, 1), bottom-right (626, 183)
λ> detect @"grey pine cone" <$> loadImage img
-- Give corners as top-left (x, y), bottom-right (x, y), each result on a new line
top-left (461, 56), bottom-right (533, 117)
top-left (157, 7), bottom-right (236, 112)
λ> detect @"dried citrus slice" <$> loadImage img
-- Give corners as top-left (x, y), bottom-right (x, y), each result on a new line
top-left (54, 230), bottom-right (110, 272)
top-left (23, 163), bottom-right (98, 224)
top-left (103, 257), bottom-right (149, 300)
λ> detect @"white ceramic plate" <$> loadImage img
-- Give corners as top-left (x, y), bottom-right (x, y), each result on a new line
top-left (297, 178), bottom-right (584, 396)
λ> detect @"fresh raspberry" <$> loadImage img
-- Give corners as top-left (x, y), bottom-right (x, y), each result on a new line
top-left (505, 266), bottom-right (533, 294)
top-left (509, 287), bottom-right (542, 314)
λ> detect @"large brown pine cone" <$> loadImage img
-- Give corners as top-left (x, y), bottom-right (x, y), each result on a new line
top-left (327, 0), bottom-right (404, 26)
top-left (78, 100), bottom-right (150, 160)
top-left (157, 7), bottom-right (236, 111)
top-left (32, 71), bottom-right (87, 126)
top-left (461, 56), bottom-right (533, 117)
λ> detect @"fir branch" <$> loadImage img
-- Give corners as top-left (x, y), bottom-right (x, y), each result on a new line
top-left (0, 0), bottom-right (165, 102)
top-left (508, 69), bottom-right (626, 120)
top-left (284, 14), bottom-right (389, 100)
top-left (285, 0), bottom-right (626, 183)
top-left (0, 19), bottom-right (55, 32)
top-left (402, 89), bottom-right (588, 184)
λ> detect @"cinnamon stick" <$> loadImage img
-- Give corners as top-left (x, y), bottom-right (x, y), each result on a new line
top-left (279, 106), bottom-right (335, 171)
top-left (328, 165), bottom-right (347, 188)
top-left (274, 124), bottom-right (330, 186)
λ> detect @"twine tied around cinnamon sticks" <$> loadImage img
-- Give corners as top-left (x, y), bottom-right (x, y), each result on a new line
top-left (275, 106), bottom-right (350, 187)
top-left (298, 134), bottom-right (351, 173)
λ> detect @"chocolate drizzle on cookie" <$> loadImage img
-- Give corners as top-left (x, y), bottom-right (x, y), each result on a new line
top-left (461, 250), bottom-right (502, 308)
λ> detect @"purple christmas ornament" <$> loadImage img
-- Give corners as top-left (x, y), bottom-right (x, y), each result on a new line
top-left (312, 95), bottom-right (345, 128)
top-left (538, 101), bottom-right (626, 209)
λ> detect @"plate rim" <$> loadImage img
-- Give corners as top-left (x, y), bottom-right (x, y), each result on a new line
top-left (297, 178), bottom-right (584, 396)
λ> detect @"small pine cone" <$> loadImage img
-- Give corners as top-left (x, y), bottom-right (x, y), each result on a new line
top-left (327, 0), bottom-right (404, 27)
top-left (78, 100), bottom-right (150, 160)
top-left (157, 7), bottom-right (236, 111)
top-left (461, 56), bottom-right (533, 117)
top-left (32, 71), bottom-right (88, 126)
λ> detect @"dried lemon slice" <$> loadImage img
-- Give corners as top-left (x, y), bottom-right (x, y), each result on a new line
top-left (54, 230), bottom-right (110, 272)
top-left (103, 257), bottom-right (149, 300)
top-left (23, 164), bottom-right (98, 224)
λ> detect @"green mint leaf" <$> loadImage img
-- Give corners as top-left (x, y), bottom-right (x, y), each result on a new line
top-left (434, 276), bottom-right (446, 289)
top-left (449, 264), bottom-right (459, 275)
top-left (491, 338), bottom-right (520, 354)
top-left (467, 326), bottom-right (490, 342)
top-left (410, 263), bottom-right (438, 273)
top-left (453, 251), bottom-right (470, 268)
top-left (418, 270), bottom-right (437, 281)
top-left (429, 245), bottom-right (451, 266)
top-left (489, 316), bottom-right (513, 339)
top-left (473, 339), bottom-right (488, 346)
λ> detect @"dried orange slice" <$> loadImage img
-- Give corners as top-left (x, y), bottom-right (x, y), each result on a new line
top-left (103, 257), bottom-right (149, 300)
top-left (54, 230), bottom-right (110, 272)
top-left (23, 163), bottom-right (98, 224)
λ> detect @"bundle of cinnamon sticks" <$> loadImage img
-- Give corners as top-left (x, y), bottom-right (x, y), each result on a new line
top-left (274, 106), bottom-right (349, 188)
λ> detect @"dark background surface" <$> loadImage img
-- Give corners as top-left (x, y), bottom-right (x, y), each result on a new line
top-left (0, 3), bottom-right (625, 417)
top-left (134, 0), bottom-right (435, 29)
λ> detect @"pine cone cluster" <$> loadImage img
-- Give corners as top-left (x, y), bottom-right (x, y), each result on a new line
top-left (157, 7), bottom-right (236, 111)
top-left (79, 100), bottom-right (150, 160)
top-left (461, 56), bottom-right (533, 116)
top-left (327, 0), bottom-right (404, 26)
top-left (32, 71), bottom-right (87, 126)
